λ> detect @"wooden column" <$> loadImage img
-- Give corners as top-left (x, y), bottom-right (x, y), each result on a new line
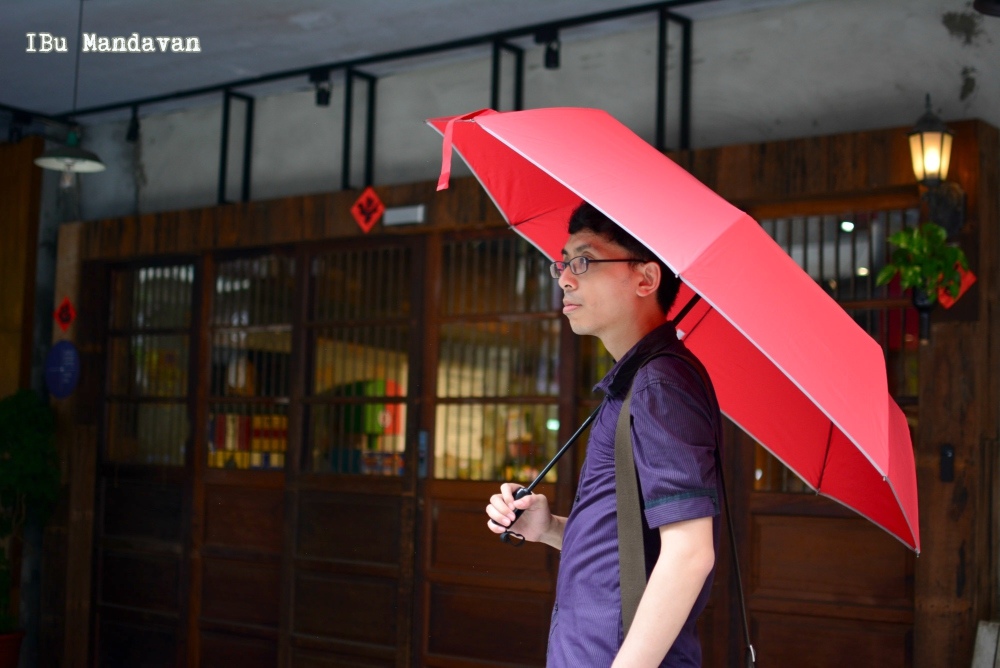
top-left (914, 120), bottom-right (999, 668)
top-left (0, 137), bottom-right (43, 396)
top-left (50, 221), bottom-right (98, 668)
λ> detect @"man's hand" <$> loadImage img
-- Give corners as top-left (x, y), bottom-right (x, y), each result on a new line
top-left (486, 482), bottom-right (566, 550)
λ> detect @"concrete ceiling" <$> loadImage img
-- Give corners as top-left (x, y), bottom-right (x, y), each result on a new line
top-left (0, 0), bottom-right (810, 124)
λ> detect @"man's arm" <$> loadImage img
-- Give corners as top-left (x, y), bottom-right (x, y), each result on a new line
top-left (485, 482), bottom-right (568, 550)
top-left (612, 516), bottom-right (715, 667)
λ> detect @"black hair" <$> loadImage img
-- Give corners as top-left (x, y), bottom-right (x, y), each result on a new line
top-left (567, 201), bottom-right (681, 314)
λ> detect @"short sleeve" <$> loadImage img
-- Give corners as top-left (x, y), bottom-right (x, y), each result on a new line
top-left (629, 359), bottom-right (720, 529)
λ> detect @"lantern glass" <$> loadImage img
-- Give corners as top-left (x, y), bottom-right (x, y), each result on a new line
top-left (909, 133), bottom-right (926, 181)
top-left (939, 132), bottom-right (952, 181)
top-left (909, 129), bottom-right (953, 183)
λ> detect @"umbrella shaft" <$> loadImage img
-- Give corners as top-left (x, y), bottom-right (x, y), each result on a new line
top-left (522, 400), bottom-right (603, 495)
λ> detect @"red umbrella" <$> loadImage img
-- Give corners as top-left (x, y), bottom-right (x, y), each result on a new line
top-left (429, 107), bottom-right (919, 552)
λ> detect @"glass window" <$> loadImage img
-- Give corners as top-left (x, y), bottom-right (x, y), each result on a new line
top-left (305, 245), bottom-right (411, 475)
top-left (435, 236), bottom-right (562, 481)
top-left (105, 265), bottom-right (195, 466)
top-left (207, 255), bottom-right (294, 470)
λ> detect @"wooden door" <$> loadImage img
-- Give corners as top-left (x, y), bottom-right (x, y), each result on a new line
top-left (726, 207), bottom-right (920, 667)
top-left (194, 253), bottom-right (295, 667)
top-left (415, 232), bottom-right (571, 667)
top-left (94, 239), bottom-right (426, 667)
top-left (284, 238), bottom-right (421, 667)
top-left (94, 262), bottom-right (198, 667)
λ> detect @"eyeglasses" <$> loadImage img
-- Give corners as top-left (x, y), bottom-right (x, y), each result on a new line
top-left (549, 256), bottom-right (642, 278)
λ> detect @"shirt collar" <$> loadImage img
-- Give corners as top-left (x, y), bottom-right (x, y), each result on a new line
top-left (595, 320), bottom-right (682, 398)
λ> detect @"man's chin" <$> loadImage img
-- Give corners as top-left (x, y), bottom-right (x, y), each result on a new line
top-left (566, 318), bottom-right (592, 336)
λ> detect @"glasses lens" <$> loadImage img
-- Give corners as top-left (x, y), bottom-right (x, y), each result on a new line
top-left (569, 257), bottom-right (589, 275)
top-left (549, 261), bottom-right (565, 278)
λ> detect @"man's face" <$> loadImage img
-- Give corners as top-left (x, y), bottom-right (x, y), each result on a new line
top-left (558, 230), bottom-right (641, 339)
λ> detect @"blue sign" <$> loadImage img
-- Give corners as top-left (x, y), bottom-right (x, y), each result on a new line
top-left (45, 340), bottom-right (80, 399)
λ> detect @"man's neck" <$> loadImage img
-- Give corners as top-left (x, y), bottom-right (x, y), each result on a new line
top-left (601, 310), bottom-right (666, 360)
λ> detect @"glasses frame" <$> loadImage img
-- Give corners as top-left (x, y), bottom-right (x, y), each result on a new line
top-left (549, 256), bottom-right (643, 279)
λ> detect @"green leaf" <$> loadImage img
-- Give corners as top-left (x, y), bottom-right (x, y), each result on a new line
top-left (876, 264), bottom-right (899, 287)
top-left (0, 389), bottom-right (60, 631)
top-left (882, 222), bottom-right (970, 303)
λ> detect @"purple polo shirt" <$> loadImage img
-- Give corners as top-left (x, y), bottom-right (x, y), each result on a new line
top-left (547, 322), bottom-right (721, 667)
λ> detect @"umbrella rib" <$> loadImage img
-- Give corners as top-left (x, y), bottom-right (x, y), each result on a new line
top-left (509, 209), bottom-right (572, 229)
top-left (671, 293), bottom-right (702, 327)
top-left (815, 421), bottom-right (835, 492)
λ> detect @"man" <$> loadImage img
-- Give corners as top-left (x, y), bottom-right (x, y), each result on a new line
top-left (486, 202), bottom-right (722, 667)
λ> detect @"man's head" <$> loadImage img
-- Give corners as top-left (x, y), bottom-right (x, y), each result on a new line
top-left (566, 201), bottom-right (680, 314)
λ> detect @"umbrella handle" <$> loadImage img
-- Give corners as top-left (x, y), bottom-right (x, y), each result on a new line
top-left (509, 487), bottom-right (532, 523)
top-left (498, 487), bottom-right (533, 545)
top-left (497, 402), bottom-right (604, 546)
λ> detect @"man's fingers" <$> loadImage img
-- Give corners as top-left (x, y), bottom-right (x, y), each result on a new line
top-left (499, 482), bottom-right (524, 505)
top-left (487, 496), bottom-right (517, 523)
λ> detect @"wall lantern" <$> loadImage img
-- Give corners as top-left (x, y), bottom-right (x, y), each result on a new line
top-left (908, 94), bottom-right (964, 238)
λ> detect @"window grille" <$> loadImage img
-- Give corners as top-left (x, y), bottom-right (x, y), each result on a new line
top-left (207, 255), bottom-right (295, 470)
top-left (105, 264), bottom-right (195, 465)
top-left (305, 245), bottom-right (411, 475)
top-left (435, 236), bottom-right (562, 481)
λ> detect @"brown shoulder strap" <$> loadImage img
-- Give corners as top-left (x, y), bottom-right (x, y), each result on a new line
top-left (615, 383), bottom-right (645, 636)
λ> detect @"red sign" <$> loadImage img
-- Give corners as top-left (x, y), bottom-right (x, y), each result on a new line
top-left (54, 297), bottom-right (76, 332)
top-left (351, 186), bottom-right (385, 234)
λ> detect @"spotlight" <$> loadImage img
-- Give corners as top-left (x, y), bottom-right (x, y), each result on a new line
top-left (544, 40), bottom-right (560, 70)
top-left (309, 69), bottom-right (332, 107)
top-left (125, 105), bottom-right (140, 143)
top-left (534, 27), bottom-right (561, 70)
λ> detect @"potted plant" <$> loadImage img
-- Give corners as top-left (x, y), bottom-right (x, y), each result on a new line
top-left (876, 222), bottom-right (971, 342)
top-left (0, 390), bottom-right (60, 668)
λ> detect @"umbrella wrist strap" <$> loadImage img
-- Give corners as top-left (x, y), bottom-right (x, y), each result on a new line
top-left (715, 438), bottom-right (756, 668)
top-left (614, 354), bottom-right (755, 667)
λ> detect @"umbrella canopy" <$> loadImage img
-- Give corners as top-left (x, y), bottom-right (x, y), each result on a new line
top-left (429, 107), bottom-right (919, 553)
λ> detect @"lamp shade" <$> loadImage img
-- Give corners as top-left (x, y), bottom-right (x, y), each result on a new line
top-left (34, 144), bottom-right (106, 173)
top-left (908, 95), bottom-right (952, 183)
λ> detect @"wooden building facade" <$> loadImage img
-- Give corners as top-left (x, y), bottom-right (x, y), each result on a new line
top-left (30, 119), bottom-right (999, 667)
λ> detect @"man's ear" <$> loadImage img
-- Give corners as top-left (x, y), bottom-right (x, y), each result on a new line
top-left (635, 262), bottom-right (661, 299)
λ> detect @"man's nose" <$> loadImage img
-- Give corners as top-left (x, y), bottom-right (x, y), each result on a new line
top-left (559, 265), bottom-right (576, 290)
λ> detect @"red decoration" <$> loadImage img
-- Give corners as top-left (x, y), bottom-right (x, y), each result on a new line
top-left (54, 297), bottom-right (76, 332)
top-left (351, 187), bottom-right (385, 234)
top-left (937, 265), bottom-right (976, 309)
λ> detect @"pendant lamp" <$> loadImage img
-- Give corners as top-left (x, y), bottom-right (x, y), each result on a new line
top-left (34, 0), bottom-right (105, 184)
